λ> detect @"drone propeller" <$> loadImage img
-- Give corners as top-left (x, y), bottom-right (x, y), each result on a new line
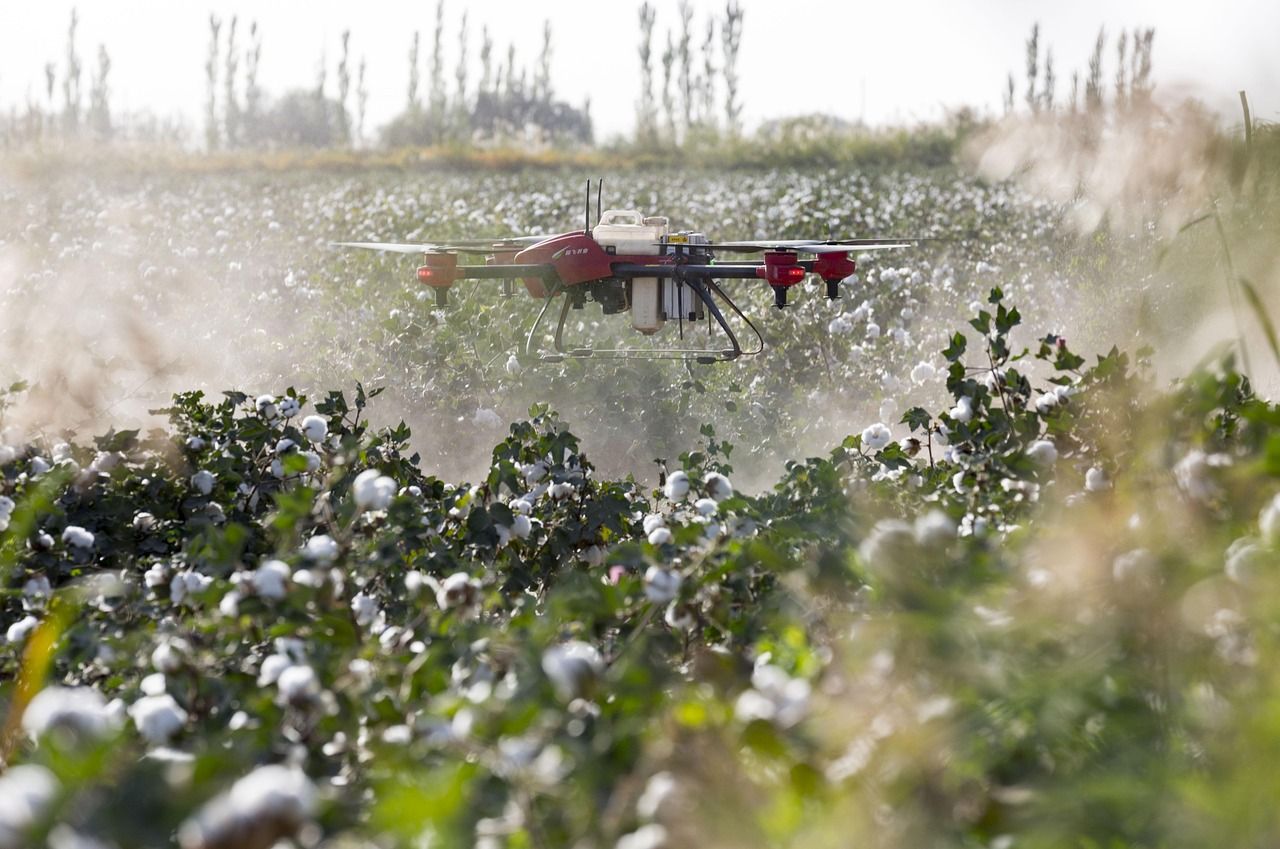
top-left (330, 240), bottom-right (531, 255)
top-left (697, 238), bottom-right (922, 253)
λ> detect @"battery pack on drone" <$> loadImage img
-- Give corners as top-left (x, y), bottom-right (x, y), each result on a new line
top-left (663, 232), bottom-right (709, 321)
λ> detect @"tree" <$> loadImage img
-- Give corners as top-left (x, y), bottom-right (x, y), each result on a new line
top-left (1114, 29), bottom-right (1129, 111)
top-left (244, 22), bottom-right (263, 138)
top-left (660, 30), bottom-right (676, 142)
top-left (1024, 23), bottom-right (1039, 113)
top-left (408, 32), bottom-right (421, 113)
top-left (1042, 48), bottom-right (1055, 112)
top-left (337, 30), bottom-right (352, 145)
top-left (63, 8), bottom-right (82, 137)
top-left (1130, 28), bottom-right (1155, 108)
top-left (89, 44), bottom-right (110, 140)
top-left (454, 13), bottom-right (470, 138)
top-left (224, 16), bottom-right (240, 146)
top-left (205, 14), bottom-right (221, 150)
top-left (721, 0), bottom-right (744, 135)
top-left (677, 1), bottom-right (694, 132)
top-left (356, 57), bottom-right (369, 145)
top-left (1003, 73), bottom-right (1015, 114)
top-left (479, 26), bottom-right (494, 98)
top-left (636, 2), bottom-right (657, 144)
top-left (1085, 27), bottom-right (1105, 113)
top-left (699, 17), bottom-right (716, 127)
top-left (429, 0), bottom-right (447, 133)
top-left (534, 21), bottom-right (552, 104)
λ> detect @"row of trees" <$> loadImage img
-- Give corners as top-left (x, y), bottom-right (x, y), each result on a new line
top-left (636, 0), bottom-right (745, 146)
top-left (1005, 23), bottom-right (1157, 116)
top-left (0, 10), bottom-right (128, 147)
top-left (381, 10), bottom-right (593, 148)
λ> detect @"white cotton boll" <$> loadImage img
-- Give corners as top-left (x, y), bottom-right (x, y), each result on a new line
top-left (505, 354), bottom-right (523, 376)
top-left (252, 559), bottom-right (291, 600)
top-left (185, 436), bottom-right (206, 451)
top-left (1027, 440), bottom-right (1058, 465)
top-left (511, 514), bottom-right (532, 540)
top-left (861, 423), bottom-right (892, 452)
top-left (22, 575), bottom-right (51, 606)
top-left (303, 534), bottom-right (338, 563)
top-left (541, 641), bottom-right (603, 701)
top-left (300, 415), bottom-right (327, 442)
top-left (52, 443), bottom-right (73, 462)
top-left (143, 563), bottom-right (169, 589)
top-left (1112, 548), bottom-right (1156, 585)
top-left (643, 514), bottom-right (666, 534)
top-left (257, 654), bottom-right (292, 687)
top-left (22, 685), bottom-right (121, 741)
top-left (914, 510), bottom-right (957, 546)
top-left (705, 472), bottom-right (733, 502)
top-left (140, 673), bottom-right (167, 696)
top-left (90, 451), bottom-right (121, 473)
top-left (523, 461), bottom-right (548, 483)
top-left (0, 445), bottom-right (15, 467)
top-left (29, 456), bottom-right (50, 476)
top-left (278, 397), bottom-right (301, 418)
top-left (132, 512), bottom-right (156, 532)
top-left (827, 314), bottom-right (853, 335)
top-left (644, 566), bottom-right (682, 604)
top-left (911, 362), bottom-right (936, 384)
top-left (276, 664), bottom-right (321, 706)
top-left (255, 395), bottom-right (279, 420)
top-left (0, 763), bottom-right (59, 846)
top-left (637, 771), bottom-right (678, 820)
top-left (616, 824), bottom-right (669, 849)
top-left (191, 470), bottom-right (215, 496)
top-left (436, 572), bottom-right (481, 612)
top-left (219, 590), bottom-right (241, 618)
top-left (6, 615), bottom-right (38, 645)
top-left (62, 525), bottom-right (95, 550)
top-left (0, 495), bottom-right (13, 520)
top-left (694, 497), bottom-right (718, 516)
top-left (950, 396), bottom-right (973, 423)
top-left (647, 526), bottom-right (673, 546)
top-left (130, 694), bottom-right (188, 745)
top-left (549, 481), bottom-right (575, 500)
top-left (169, 571), bottom-right (212, 605)
top-left (1085, 467), bottom-right (1109, 492)
top-left (1225, 538), bottom-right (1263, 584)
top-left (865, 322), bottom-right (881, 339)
top-left (664, 471), bottom-right (690, 500)
top-left (351, 591), bottom-right (381, 626)
top-left (353, 469), bottom-right (397, 510)
top-left (152, 640), bottom-right (186, 673)
top-left (178, 765), bottom-right (317, 849)
top-left (1034, 393), bottom-right (1058, 414)
top-left (1258, 494), bottom-right (1280, 545)
top-left (509, 497), bottom-right (533, 515)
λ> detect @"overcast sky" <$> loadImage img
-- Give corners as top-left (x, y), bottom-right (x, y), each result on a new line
top-left (1, 0), bottom-right (1276, 140)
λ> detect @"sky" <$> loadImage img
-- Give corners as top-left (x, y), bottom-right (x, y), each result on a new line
top-left (1, 0), bottom-right (1276, 141)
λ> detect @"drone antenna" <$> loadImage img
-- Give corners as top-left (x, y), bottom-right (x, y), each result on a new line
top-left (596, 179), bottom-right (603, 224)
top-left (585, 179), bottom-right (591, 235)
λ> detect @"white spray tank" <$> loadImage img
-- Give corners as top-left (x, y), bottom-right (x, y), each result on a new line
top-left (592, 210), bottom-right (668, 334)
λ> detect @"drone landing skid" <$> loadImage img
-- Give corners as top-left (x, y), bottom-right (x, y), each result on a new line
top-left (525, 279), bottom-right (763, 364)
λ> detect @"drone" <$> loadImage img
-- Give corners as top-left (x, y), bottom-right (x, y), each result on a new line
top-left (335, 180), bottom-right (917, 363)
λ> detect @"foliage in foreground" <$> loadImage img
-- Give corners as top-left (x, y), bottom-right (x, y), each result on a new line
top-left (4, 295), bottom-right (1280, 848)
